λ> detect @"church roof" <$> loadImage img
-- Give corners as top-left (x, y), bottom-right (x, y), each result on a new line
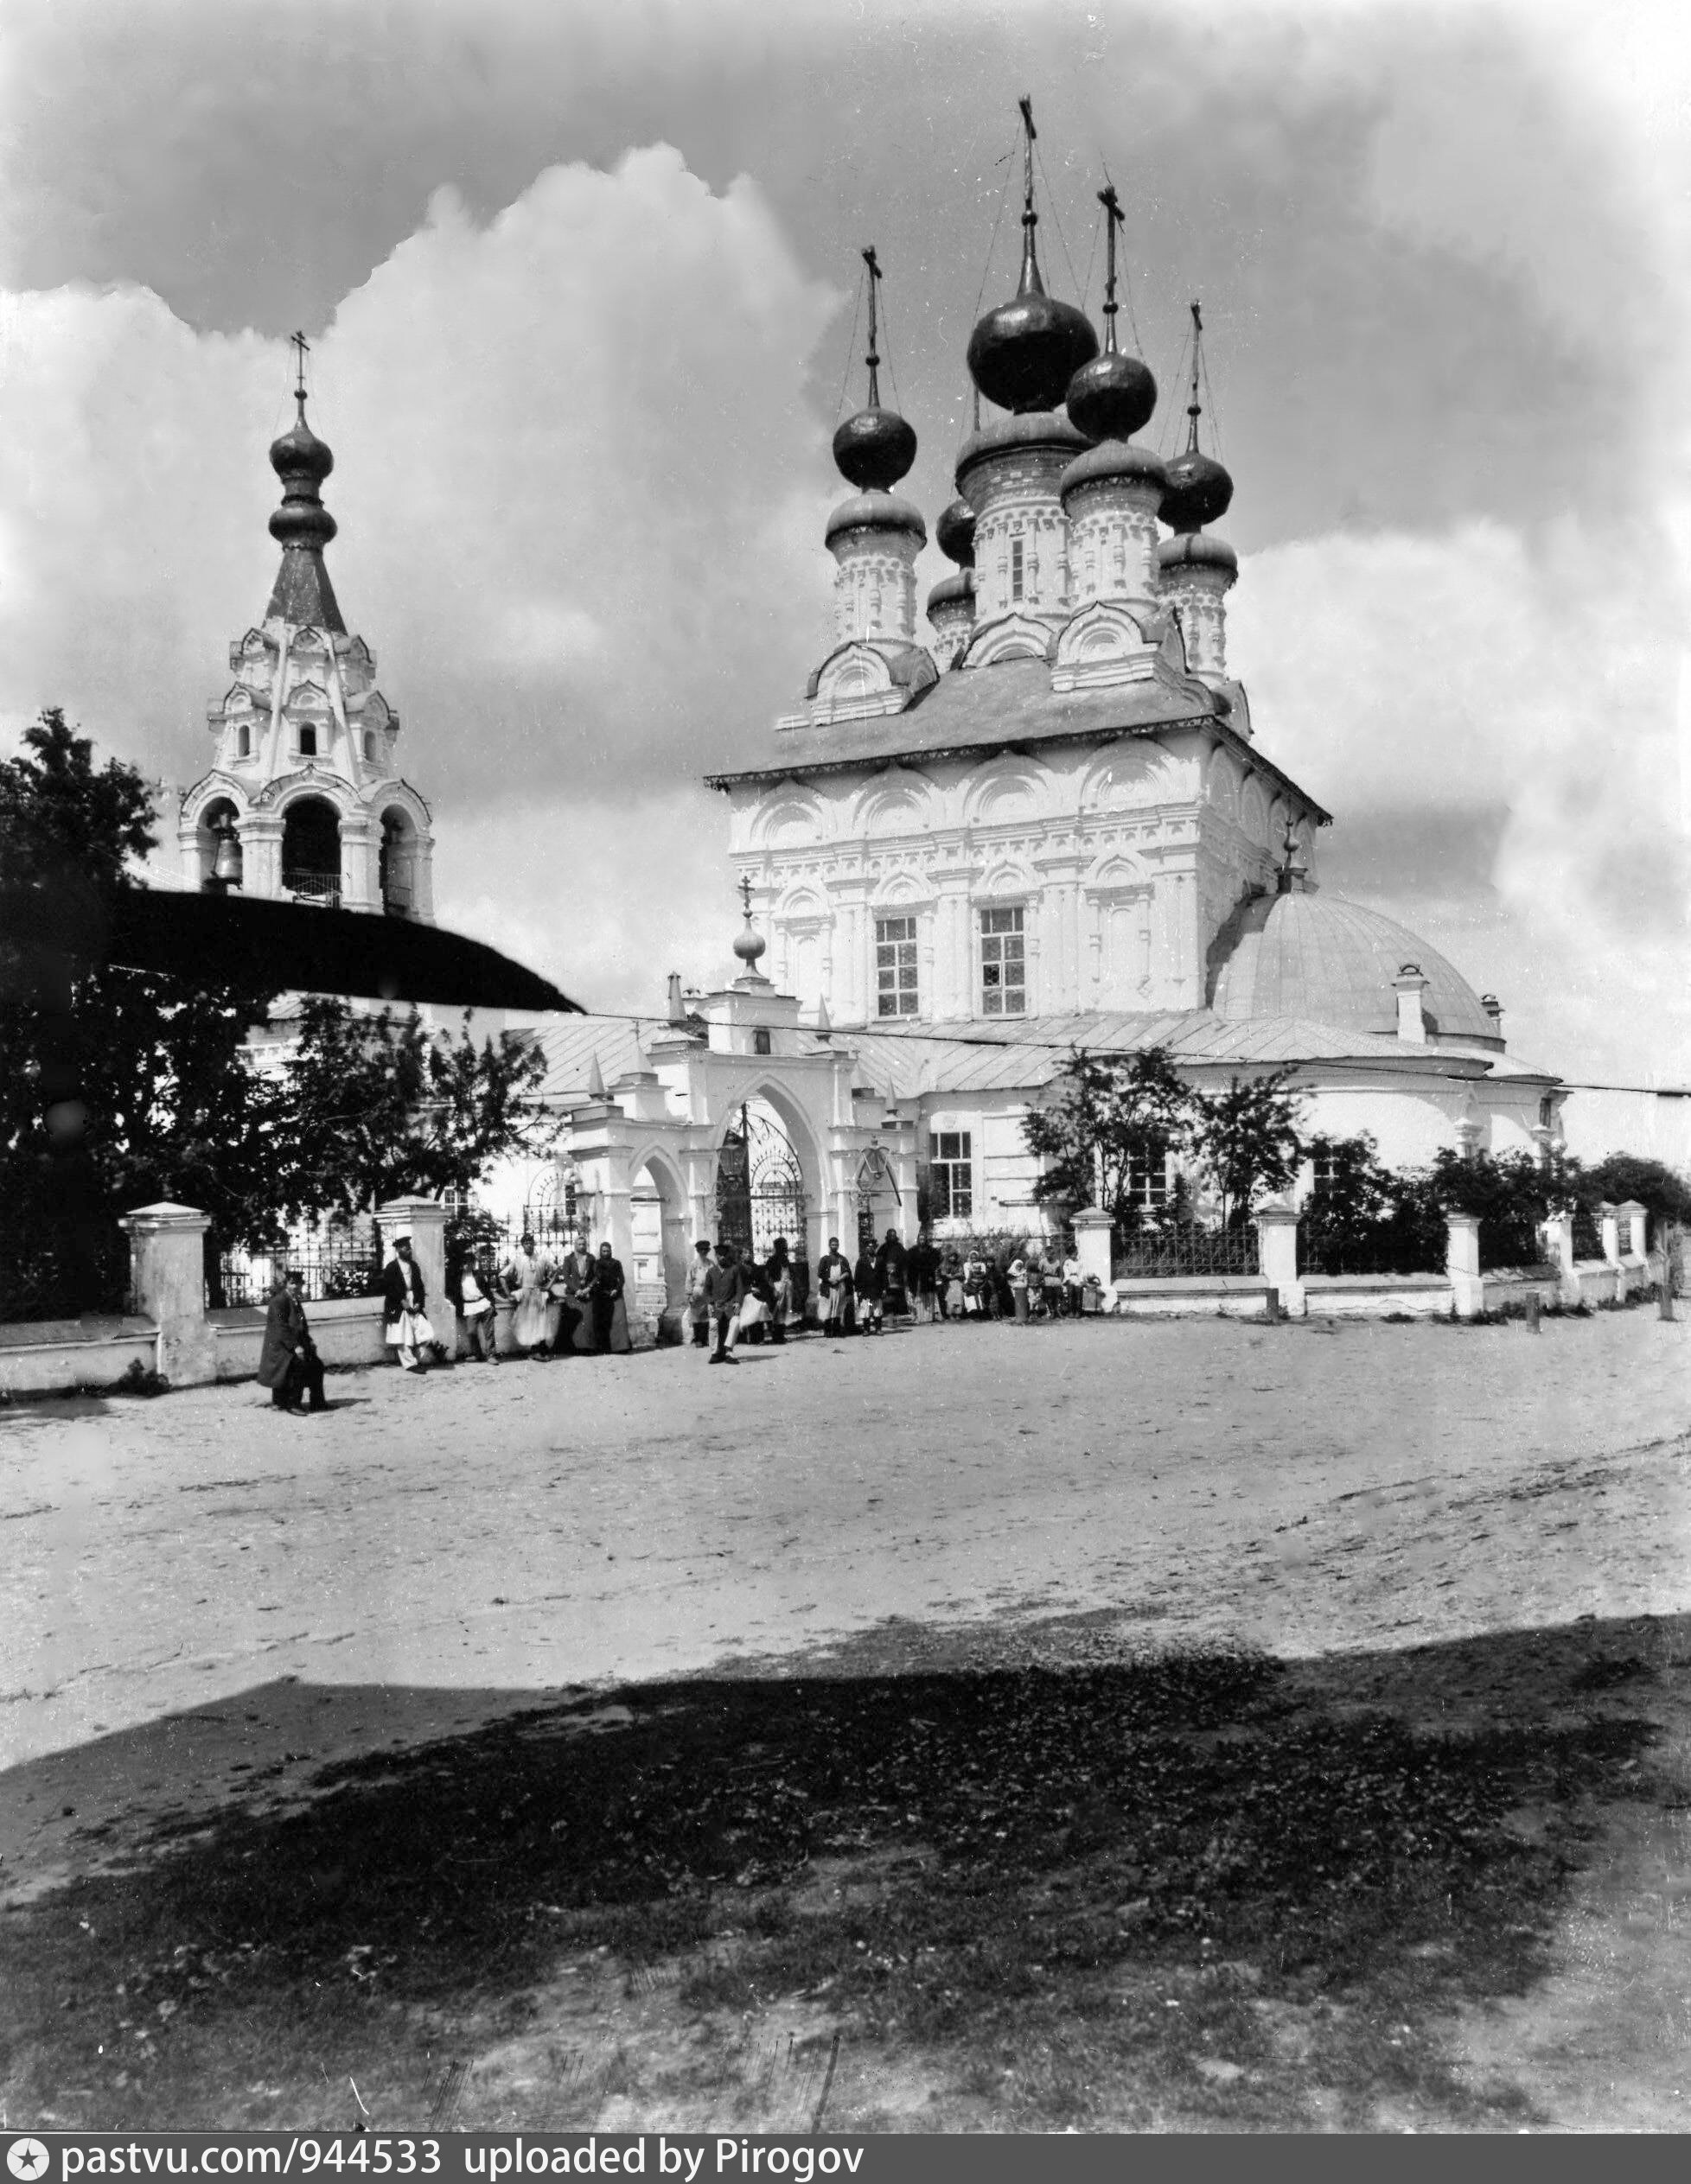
top-left (521, 1005), bottom-right (1555, 1109)
top-left (706, 653), bottom-right (1330, 819)
top-left (1207, 888), bottom-right (1500, 1046)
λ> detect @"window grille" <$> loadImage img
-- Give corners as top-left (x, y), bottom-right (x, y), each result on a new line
top-left (1011, 537), bottom-right (1024, 602)
top-left (875, 914), bottom-right (920, 1018)
top-left (980, 906), bottom-right (1026, 1016)
top-left (929, 1130), bottom-right (973, 1220)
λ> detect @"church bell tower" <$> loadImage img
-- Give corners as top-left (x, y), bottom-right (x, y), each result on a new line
top-left (175, 334), bottom-right (435, 922)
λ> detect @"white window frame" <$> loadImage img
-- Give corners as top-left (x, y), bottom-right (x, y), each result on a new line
top-left (929, 1130), bottom-right (973, 1220)
top-left (874, 913), bottom-right (921, 1019)
top-left (979, 904), bottom-right (1027, 1016)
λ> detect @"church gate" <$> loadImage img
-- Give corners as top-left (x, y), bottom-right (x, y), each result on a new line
top-left (715, 1099), bottom-right (807, 1261)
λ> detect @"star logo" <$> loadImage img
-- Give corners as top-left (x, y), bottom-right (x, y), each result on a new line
top-left (7, 2143), bottom-right (51, 2182)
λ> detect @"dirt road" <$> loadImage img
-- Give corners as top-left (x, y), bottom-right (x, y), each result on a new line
top-left (3, 1309), bottom-right (1688, 2130)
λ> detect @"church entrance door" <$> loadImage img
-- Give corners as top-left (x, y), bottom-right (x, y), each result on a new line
top-left (715, 1099), bottom-right (807, 1262)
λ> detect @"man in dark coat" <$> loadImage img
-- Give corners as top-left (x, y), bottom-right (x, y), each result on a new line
top-left (258, 1268), bottom-right (326, 1412)
top-left (704, 1238), bottom-right (751, 1363)
top-left (818, 1235), bottom-right (854, 1334)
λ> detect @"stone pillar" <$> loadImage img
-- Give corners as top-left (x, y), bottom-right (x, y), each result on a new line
top-left (376, 1197), bottom-right (448, 1334)
top-left (118, 1201), bottom-right (216, 1385)
top-left (1072, 1208), bottom-right (1114, 1292)
top-left (1541, 1210), bottom-right (1579, 1307)
top-left (1616, 1200), bottom-right (1648, 1262)
top-left (1254, 1205), bottom-right (1303, 1318)
top-left (1446, 1213), bottom-right (1484, 1320)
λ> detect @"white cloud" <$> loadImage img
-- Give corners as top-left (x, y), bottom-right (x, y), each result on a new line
top-left (1233, 517), bottom-right (1691, 1084)
top-left (0, 145), bottom-right (839, 812)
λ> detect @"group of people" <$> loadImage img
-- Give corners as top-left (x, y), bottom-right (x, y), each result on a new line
top-left (685, 1227), bottom-right (916, 1358)
top-left (450, 1232), bottom-right (629, 1362)
top-left (258, 1219), bottom-right (1102, 1410)
top-left (258, 1226), bottom-right (445, 1411)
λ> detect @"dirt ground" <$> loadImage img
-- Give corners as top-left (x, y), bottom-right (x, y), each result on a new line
top-left (3, 1308), bottom-right (1688, 2131)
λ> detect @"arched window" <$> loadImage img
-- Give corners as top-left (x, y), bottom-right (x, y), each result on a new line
top-left (380, 807), bottom-right (415, 917)
top-left (281, 797), bottom-right (341, 904)
top-left (235, 723), bottom-right (251, 760)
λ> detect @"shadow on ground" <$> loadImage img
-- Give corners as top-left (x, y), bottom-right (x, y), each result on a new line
top-left (3, 1610), bottom-right (1685, 2133)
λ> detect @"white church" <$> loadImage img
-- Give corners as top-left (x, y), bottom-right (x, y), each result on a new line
top-left (155, 155), bottom-right (1598, 1325)
top-left (453, 142), bottom-right (1582, 1328)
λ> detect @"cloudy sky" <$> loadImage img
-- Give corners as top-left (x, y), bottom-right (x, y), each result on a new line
top-left (1, 0), bottom-right (1688, 1086)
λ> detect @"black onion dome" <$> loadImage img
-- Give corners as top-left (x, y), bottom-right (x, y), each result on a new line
top-left (270, 405), bottom-right (334, 489)
top-left (1065, 349), bottom-right (1157, 443)
top-left (936, 496), bottom-right (976, 567)
top-left (1160, 448), bottom-right (1234, 534)
top-left (968, 275), bottom-right (1098, 416)
top-left (268, 399), bottom-right (337, 551)
top-left (833, 404), bottom-right (917, 492)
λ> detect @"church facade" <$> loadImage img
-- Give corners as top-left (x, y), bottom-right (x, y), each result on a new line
top-left (679, 147), bottom-right (1566, 1231)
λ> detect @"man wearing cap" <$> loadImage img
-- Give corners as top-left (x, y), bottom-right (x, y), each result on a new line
top-left (258, 1266), bottom-right (327, 1413)
top-left (382, 1232), bottom-right (437, 1372)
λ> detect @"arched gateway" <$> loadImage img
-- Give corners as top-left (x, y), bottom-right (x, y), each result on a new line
top-left (715, 1097), bottom-right (807, 1259)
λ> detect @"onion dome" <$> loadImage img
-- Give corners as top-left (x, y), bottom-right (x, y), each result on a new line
top-left (1208, 888), bottom-right (1501, 1045)
top-left (926, 568), bottom-right (975, 614)
top-left (833, 405), bottom-right (916, 492)
top-left (1160, 298), bottom-right (1234, 534)
top-left (967, 99), bottom-right (1098, 415)
top-left (936, 495), bottom-right (977, 567)
top-left (824, 492), bottom-right (927, 549)
top-left (1160, 448), bottom-right (1234, 534)
top-left (1065, 182), bottom-right (1156, 441)
top-left (1066, 349), bottom-right (1157, 443)
top-left (833, 245), bottom-right (917, 491)
top-left (1157, 527), bottom-right (1236, 576)
top-left (268, 394), bottom-right (337, 552)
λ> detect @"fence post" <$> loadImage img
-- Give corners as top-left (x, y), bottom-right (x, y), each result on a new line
top-left (1072, 1210), bottom-right (1114, 1300)
top-left (376, 1198), bottom-right (450, 1350)
top-left (1541, 1210), bottom-right (1579, 1308)
top-left (1254, 1205), bottom-right (1302, 1320)
top-left (1446, 1213), bottom-right (1484, 1320)
top-left (1598, 1202), bottom-right (1626, 1300)
top-left (118, 1201), bottom-right (217, 1385)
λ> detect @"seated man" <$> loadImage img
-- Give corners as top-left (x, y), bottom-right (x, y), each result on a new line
top-left (258, 1266), bottom-right (327, 1413)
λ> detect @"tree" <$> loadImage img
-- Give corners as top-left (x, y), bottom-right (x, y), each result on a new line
top-left (0, 711), bottom-right (284, 1315)
top-left (1023, 1046), bottom-right (1194, 1232)
top-left (1573, 1154), bottom-right (1691, 1231)
top-left (1187, 1070), bottom-right (1305, 1228)
top-left (275, 994), bottom-right (559, 1224)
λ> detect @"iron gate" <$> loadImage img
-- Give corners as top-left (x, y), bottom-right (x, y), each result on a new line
top-left (716, 1102), bottom-right (807, 1260)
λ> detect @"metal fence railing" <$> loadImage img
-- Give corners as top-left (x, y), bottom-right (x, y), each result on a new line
top-left (215, 1230), bottom-right (384, 1309)
top-left (1112, 1221), bottom-right (1260, 1279)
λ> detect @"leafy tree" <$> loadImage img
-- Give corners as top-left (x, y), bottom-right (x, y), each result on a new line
top-left (0, 710), bottom-right (284, 1314)
top-left (275, 995), bottom-right (559, 1225)
top-left (1573, 1154), bottom-right (1691, 1231)
top-left (1426, 1148), bottom-right (1555, 1270)
top-left (1023, 1046), bottom-right (1194, 1231)
top-left (1300, 1132), bottom-right (1447, 1275)
top-left (1187, 1070), bottom-right (1305, 1227)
